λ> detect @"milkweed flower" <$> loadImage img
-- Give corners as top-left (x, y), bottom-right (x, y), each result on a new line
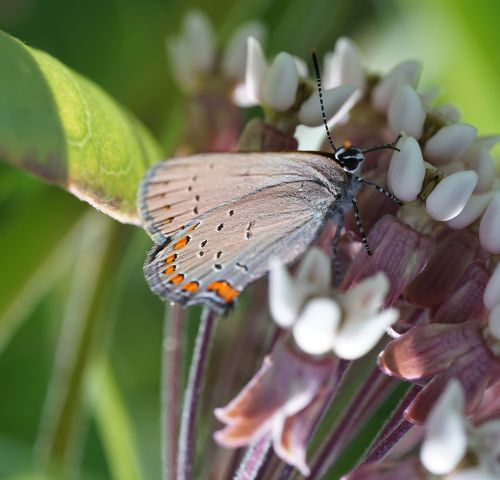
top-left (344, 381), bottom-right (500, 479)
top-left (158, 22), bottom-right (500, 478)
top-left (269, 248), bottom-right (399, 358)
top-left (321, 36), bottom-right (499, 254)
top-left (240, 36), bottom-right (359, 130)
top-left (166, 10), bottom-right (266, 152)
top-left (167, 9), bottom-right (265, 94)
top-left (214, 249), bottom-right (398, 474)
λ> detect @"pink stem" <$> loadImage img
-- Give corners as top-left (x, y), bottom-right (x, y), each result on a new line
top-left (308, 366), bottom-right (386, 479)
top-left (234, 435), bottom-right (273, 480)
top-left (162, 303), bottom-right (184, 480)
top-left (176, 308), bottom-right (217, 480)
top-left (361, 419), bottom-right (413, 464)
top-left (361, 384), bottom-right (421, 464)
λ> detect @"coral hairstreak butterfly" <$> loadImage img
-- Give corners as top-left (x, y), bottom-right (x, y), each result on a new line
top-left (139, 51), bottom-right (402, 313)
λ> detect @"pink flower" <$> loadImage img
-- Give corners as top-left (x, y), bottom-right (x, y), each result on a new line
top-left (342, 215), bottom-right (434, 306)
top-left (214, 338), bottom-right (338, 476)
top-left (378, 321), bottom-right (500, 424)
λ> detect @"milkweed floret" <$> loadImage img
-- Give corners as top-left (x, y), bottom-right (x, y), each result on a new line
top-left (269, 248), bottom-right (399, 359)
top-left (240, 37), bottom-right (359, 129)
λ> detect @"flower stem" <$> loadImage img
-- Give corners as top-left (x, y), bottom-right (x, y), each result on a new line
top-left (361, 384), bottom-right (421, 464)
top-left (361, 419), bottom-right (413, 464)
top-left (234, 435), bottom-right (273, 480)
top-left (162, 303), bottom-right (184, 480)
top-left (176, 307), bottom-right (217, 480)
top-left (308, 366), bottom-right (387, 479)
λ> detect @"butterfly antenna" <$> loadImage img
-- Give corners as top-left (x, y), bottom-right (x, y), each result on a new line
top-left (311, 49), bottom-right (337, 153)
top-left (361, 134), bottom-right (402, 154)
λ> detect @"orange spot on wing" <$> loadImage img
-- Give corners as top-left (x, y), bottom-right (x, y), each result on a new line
top-left (343, 140), bottom-right (352, 148)
top-left (169, 273), bottom-right (185, 284)
top-left (186, 222), bottom-right (200, 233)
top-left (207, 281), bottom-right (240, 303)
top-left (165, 254), bottom-right (177, 264)
top-left (173, 236), bottom-right (190, 250)
top-left (164, 265), bottom-right (176, 275)
top-left (182, 281), bottom-right (200, 293)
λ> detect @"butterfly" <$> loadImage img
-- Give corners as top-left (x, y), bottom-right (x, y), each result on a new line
top-left (138, 51), bottom-right (402, 313)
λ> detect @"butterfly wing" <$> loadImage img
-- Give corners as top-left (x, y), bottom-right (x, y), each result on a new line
top-left (139, 152), bottom-right (347, 313)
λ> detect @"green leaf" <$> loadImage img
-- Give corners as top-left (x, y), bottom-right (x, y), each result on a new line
top-left (0, 29), bottom-right (163, 224)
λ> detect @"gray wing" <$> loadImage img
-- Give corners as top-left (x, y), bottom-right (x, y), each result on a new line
top-left (139, 152), bottom-right (347, 313)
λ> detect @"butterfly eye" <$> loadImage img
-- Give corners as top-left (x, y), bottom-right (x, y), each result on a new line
top-left (336, 147), bottom-right (365, 173)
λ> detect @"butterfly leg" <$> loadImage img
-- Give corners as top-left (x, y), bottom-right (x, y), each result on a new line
top-left (355, 177), bottom-right (402, 206)
top-left (331, 214), bottom-right (345, 285)
top-left (351, 198), bottom-right (372, 256)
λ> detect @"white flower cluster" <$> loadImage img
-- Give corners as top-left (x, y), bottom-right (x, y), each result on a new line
top-left (167, 9), bottom-right (265, 93)
top-left (269, 248), bottom-right (398, 359)
top-left (420, 380), bottom-right (500, 480)
top-left (327, 37), bottom-right (500, 254)
top-left (238, 37), bottom-right (359, 127)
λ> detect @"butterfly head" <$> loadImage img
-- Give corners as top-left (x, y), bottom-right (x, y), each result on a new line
top-left (335, 146), bottom-right (365, 174)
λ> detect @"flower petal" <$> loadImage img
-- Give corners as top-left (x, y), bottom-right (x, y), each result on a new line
top-left (432, 261), bottom-right (490, 326)
top-left (323, 37), bottom-right (366, 91)
top-left (420, 380), bottom-right (467, 475)
top-left (470, 147), bottom-right (495, 193)
top-left (183, 9), bottom-right (216, 73)
top-left (269, 258), bottom-right (303, 328)
top-left (426, 170), bottom-right (478, 221)
top-left (343, 215), bottom-right (434, 306)
top-left (333, 308), bottom-right (398, 360)
top-left (293, 55), bottom-right (308, 78)
top-left (388, 85), bottom-right (426, 139)
top-left (447, 191), bottom-right (494, 230)
top-left (292, 298), bottom-right (341, 355)
top-left (372, 60), bottom-right (422, 112)
top-left (405, 230), bottom-right (479, 308)
top-left (166, 35), bottom-right (197, 91)
top-left (245, 36), bottom-right (268, 104)
top-left (214, 340), bottom-right (337, 447)
top-left (489, 302), bottom-right (500, 341)
top-left (298, 85), bottom-right (357, 127)
top-left (433, 103), bottom-right (461, 123)
top-left (484, 262), bottom-right (500, 311)
top-left (296, 247), bottom-right (332, 294)
top-left (479, 192), bottom-right (500, 254)
top-left (263, 52), bottom-right (299, 111)
top-left (342, 272), bottom-right (390, 317)
top-left (387, 136), bottom-right (425, 202)
top-left (272, 401), bottom-right (322, 477)
top-left (474, 134), bottom-right (500, 150)
top-left (222, 21), bottom-right (266, 81)
top-left (406, 345), bottom-right (500, 424)
top-left (378, 322), bottom-right (484, 380)
top-left (424, 123), bottom-right (477, 165)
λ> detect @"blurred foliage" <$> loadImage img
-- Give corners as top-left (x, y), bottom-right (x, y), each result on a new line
top-left (1, 0), bottom-right (500, 479)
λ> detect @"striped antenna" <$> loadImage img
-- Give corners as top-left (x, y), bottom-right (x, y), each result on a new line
top-left (311, 49), bottom-right (337, 153)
